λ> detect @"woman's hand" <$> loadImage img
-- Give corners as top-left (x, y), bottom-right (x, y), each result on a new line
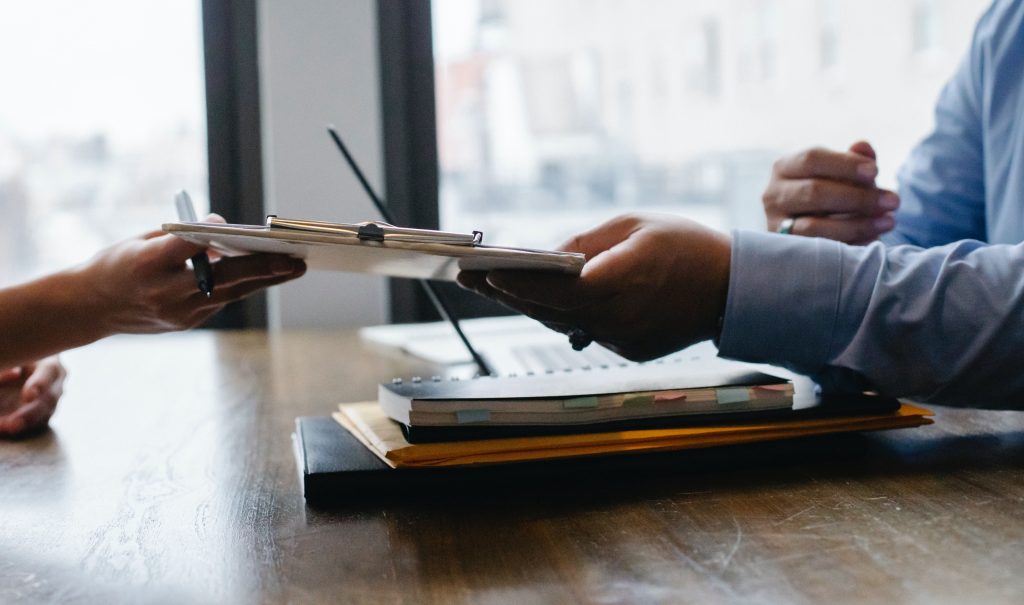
top-left (0, 357), bottom-right (66, 437)
top-left (0, 215), bottom-right (308, 370)
top-left (74, 214), bottom-right (307, 336)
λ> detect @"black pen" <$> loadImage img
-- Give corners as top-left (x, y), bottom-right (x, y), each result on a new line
top-left (174, 190), bottom-right (215, 297)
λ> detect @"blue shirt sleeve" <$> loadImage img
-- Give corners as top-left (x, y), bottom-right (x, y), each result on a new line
top-left (884, 2), bottom-right (994, 246)
top-left (718, 230), bottom-right (1024, 407)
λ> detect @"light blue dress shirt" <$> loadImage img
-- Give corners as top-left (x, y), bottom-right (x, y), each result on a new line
top-left (717, 0), bottom-right (1024, 406)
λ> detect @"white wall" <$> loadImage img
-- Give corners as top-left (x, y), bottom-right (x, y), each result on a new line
top-left (258, 0), bottom-right (388, 328)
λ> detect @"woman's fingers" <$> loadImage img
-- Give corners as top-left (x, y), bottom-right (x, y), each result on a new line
top-left (0, 400), bottom-right (54, 436)
top-left (23, 358), bottom-right (65, 404)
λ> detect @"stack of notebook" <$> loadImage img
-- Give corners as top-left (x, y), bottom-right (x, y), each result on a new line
top-left (377, 356), bottom-right (796, 442)
top-left (296, 355), bottom-right (933, 478)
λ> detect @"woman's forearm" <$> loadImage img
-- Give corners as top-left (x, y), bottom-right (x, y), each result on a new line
top-left (0, 267), bottom-right (110, 369)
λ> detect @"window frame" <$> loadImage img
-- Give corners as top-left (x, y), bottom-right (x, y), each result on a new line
top-left (201, 0), bottom-right (267, 328)
top-left (377, 0), bottom-right (512, 323)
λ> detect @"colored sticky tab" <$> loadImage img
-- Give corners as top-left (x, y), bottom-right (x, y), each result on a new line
top-left (622, 393), bottom-right (655, 407)
top-left (755, 384), bottom-right (791, 392)
top-left (563, 396), bottom-right (599, 409)
top-left (653, 390), bottom-right (688, 403)
top-left (716, 387), bottom-right (750, 404)
top-left (456, 409), bottom-right (491, 424)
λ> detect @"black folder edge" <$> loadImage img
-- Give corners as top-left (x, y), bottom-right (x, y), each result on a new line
top-left (293, 415), bottom-right (779, 502)
top-left (294, 416), bottom-right (606, 502)
top-left (294, 388), bottom-right (905, 503)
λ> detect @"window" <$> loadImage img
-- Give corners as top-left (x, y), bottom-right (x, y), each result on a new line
top-left (819, 0), bottom-right (842, 70)
top-left (0, 1), bottom-right (208, 286)
top-left (912, 0), bottom-right (942, 52)
top-left (431, 0), bottom-right (990, 250)
top-left (685, 19), bottom-right (722, 97)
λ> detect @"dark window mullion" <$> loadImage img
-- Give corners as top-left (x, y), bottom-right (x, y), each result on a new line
top-left (201, 0), bottom-right (266, 328)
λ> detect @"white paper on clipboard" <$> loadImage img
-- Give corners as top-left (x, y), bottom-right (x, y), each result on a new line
top-left (162, 221), bottom-right (586, 281)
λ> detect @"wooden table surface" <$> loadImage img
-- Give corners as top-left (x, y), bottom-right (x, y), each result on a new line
top-left (2, 330), bottom-right (1024, 604)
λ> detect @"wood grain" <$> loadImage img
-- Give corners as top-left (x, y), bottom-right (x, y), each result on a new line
top-left (2, 330), bottom-right (1024, 604)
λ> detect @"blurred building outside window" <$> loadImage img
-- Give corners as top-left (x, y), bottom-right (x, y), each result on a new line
top-left (0, 1), bottom-right (208, 286)
top-left (819, 0), bottom-right (842, 70)
top-left (913, 0), bottom-right (943, 52)
top-left (434, 0), bottom-right (990, 251)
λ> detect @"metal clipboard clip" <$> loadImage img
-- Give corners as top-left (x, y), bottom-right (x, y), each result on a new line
top-left (266, 216), bottom-right (483, 246)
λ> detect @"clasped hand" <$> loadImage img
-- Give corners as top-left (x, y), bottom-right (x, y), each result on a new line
top-left (762, 141), bottom-right (900, 244)
top-left (458, 213), bottom-right (731, 361)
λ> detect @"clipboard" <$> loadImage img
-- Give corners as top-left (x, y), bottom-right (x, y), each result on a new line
top-left (162, 218), bottom-right (586, 281)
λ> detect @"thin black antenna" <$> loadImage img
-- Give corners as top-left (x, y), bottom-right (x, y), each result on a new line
top-left (327, 125), bottom-right (494, 376)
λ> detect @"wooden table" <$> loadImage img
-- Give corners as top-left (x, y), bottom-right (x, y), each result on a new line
top-left (3, 330), bottom-right (1024, 604)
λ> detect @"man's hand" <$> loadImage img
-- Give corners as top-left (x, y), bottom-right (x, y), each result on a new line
top-left (763, 141), bottom-right (900, 244)
top-left (0, 357), bottom-right (66, 437)
top-left (458, 213), bottom-right (731, 361)
top-left (74, 214), bottom-right (307, 336)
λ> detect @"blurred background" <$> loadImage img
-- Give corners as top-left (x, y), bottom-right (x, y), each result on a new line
top-left (433, 0), bottom-right (989, 248)
top-left (0, 1), bottom-right (208, 285)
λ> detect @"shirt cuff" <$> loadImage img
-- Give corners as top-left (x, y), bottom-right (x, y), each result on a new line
top-left (717, 230), bottom-right (844, 373)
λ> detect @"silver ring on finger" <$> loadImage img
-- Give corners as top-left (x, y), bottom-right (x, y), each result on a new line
top-left (777, 217), bottom-right (796, 235)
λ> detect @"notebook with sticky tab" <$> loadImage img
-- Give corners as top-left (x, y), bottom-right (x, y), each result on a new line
top-left (378, 355), bottom-right (801, 442)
